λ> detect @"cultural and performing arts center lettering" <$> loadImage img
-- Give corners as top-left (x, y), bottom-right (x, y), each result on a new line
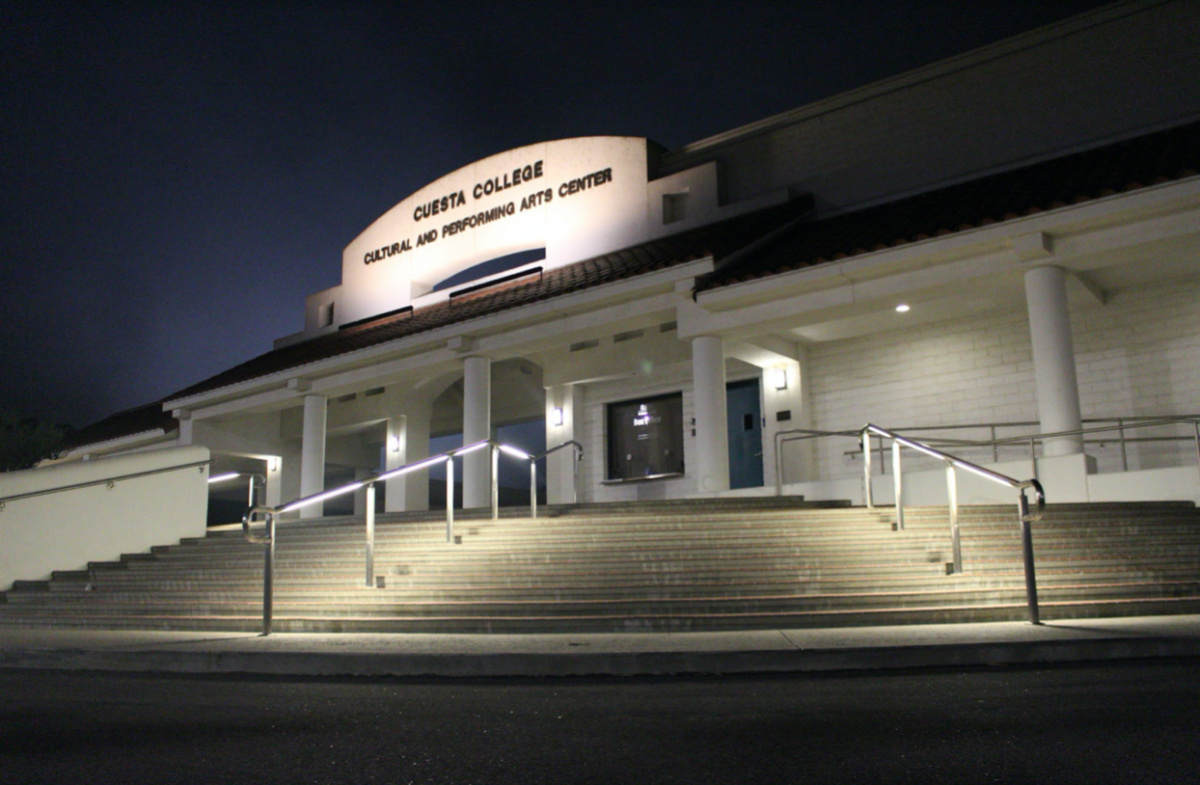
top-left (364, 165), bottom-right (614, 266)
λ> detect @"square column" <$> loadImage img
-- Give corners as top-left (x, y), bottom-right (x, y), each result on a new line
top-left (384, 403), bottom-right (432, 512)
top-left (462, 356), bottom-right (492, 509)
top-left (299, 393), bottom-right (327, 518)
top-left (761, 351), bottom-right (812, 489)
top-left (692, 335), bottom-right (730, 494)
top-left (1025, 266), bottom-right (1084, 457)
top-left (546, 383), bottom-right (578, 505)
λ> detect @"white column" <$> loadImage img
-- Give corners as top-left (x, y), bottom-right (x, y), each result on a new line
top-left (1024, 266), bottom-right (1084, 457)
top-left (383, 415), bottom-right (408, 512)
top-left (546, 384), bottom-right (578, 505)
top-left (761, 352), bottom-right (811, 489)
top-left (692, 335), bottom-right (731, 494)
top-left (462, 356), bottom-right (492, 508)
top-left (264, 456), bottom-right (283, 509)
top-left (299, 394), bottom-right (328, 518)
top-left (352, 467), bottom-right (372, 516)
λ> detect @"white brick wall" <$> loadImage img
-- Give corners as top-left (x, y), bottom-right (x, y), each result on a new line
top-left (805, 273), bottom-right (1200, 480)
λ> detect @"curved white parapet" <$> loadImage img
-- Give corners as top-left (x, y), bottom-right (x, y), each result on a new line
top-left (0, 445), bottom-right (210, 590)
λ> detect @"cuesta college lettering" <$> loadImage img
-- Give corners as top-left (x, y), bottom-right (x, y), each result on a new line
top-left (414, 160), bottom-right (546, 222)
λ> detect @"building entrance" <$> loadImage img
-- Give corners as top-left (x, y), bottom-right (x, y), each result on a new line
top-left (726, 379), bottom-right (764, 489)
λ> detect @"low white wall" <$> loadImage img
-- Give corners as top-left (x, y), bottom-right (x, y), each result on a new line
top-left (1088, 466), bottom-right (1200, 506)
top-left (0, 446), bottom-right (210, 590)
top-left (782, 453), bottom-right (1112, 507)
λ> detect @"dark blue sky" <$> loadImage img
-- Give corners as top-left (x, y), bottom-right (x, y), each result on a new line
top-left (1, 0), bottom-right (1110, 428)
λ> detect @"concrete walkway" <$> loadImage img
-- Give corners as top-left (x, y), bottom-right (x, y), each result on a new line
top-left (1, 615), bottom-right (1198, 678)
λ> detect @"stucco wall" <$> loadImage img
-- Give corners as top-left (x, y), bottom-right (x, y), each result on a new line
top-left (803, 273), bottom-right (1200, 482)
top-left (0, 446), bottom-right (210, 590)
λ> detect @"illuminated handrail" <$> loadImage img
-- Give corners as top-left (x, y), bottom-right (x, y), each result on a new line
top-left (240, 438), bottom-right (576, 636)
top-left (860, 423), bottom-right (1045, 623)
top-left (527, 440), bottom-right (583, 518)
top-left (207, 471), bottom-right (264, 510)
top-left (770, 423), bottom-right (1045, 624)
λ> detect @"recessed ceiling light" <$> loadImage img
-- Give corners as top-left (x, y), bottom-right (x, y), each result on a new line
top-left (895, 304), bottom-right (910, 313)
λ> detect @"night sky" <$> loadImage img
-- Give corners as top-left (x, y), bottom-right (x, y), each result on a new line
top-left (2, 1), bottom-right (1112, 429)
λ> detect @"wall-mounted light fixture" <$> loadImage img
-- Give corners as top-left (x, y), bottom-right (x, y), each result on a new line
top-left (895, 303), bottom-right (911, 313)
top-left (771, 368), bottom-right (788, 390)
top-left (267, 457), bottom-right (280, 472)
top-left (551, 407), bottom-right (564, 426)
top-left (388, 434), bottom-right (401, 453)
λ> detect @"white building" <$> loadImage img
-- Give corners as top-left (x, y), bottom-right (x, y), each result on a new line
top-left (54, 0), bottom-right (1200, 518)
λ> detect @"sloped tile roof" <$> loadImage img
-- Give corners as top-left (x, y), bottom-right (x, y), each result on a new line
top-left (165, 198), bottom-right (812, 402)
top-left (72, 120), bottom-right (1200, 448)
top-left (699, 121), bottom-right (1200, 290)
top-left (62, 402), bottom-right (176, 451)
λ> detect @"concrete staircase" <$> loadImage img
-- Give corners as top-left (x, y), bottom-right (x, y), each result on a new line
top-left (2, 498), bottom-right (1198, 633)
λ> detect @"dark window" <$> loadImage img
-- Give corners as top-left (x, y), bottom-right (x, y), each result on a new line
top-left (606, 392), bottom-right (684, 480)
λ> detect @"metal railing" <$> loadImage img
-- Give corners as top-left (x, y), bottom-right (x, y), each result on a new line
top-left (836, 416), bottom-right (1200, 477)
top-left (778, 416), bottom-right (1200, 490)
top-left (240, 438), bottom-right (582, 636)
top-left (207, 471), bottom-right (264, 509)
top-left (774, 424), bottom-right (1045, 624)
top-left (0, 459), bottom-right (212, 511)
top-left (528, 440), bottom-right (583, 519)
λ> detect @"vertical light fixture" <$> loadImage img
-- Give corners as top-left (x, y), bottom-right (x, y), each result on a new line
top-left (551, 407), bottom-right (564, 426)
top-left (771, 368), bottom-right (788, 391)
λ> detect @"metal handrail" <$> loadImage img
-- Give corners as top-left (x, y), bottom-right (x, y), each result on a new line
top-left (771, 424), bottom-right (1045, 623)
top-left (861, 424), bottom-right (1045, 624)
top-left (208, 471), bottom-right (264, 509)
top-left (777, 416), bottom-right (1200, 491)
top-left (240, 438), bottom-right (582, 635)
top-left (527, 440), bottom-right (583, 518)
top-left (0, 460), bottom-right (212, 510)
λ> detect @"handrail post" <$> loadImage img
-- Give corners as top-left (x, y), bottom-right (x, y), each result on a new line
top-left (892, 439), bottom-right (905, 530)
top-left (947, 464), bottom-right (961, 574)
top-left (1029, 436), bottom-right (1038, 481)
top-left (1193, 421), bottom-right (1199, 485)
top-left (530, 460), bottom-right (538, 519)
top-left (263, 512), bottom-right (275, 636)
top-left (364, 482), bottom-right (376, 588)
top-left (491, 444), bottom-right (499, 521)
top-left (862, 429), bottom-right (874, 509)
top-left (572, 444), bottom-right (580, 505)
top-left (446, 456), bottom-right (455, 544)
top-left (1118, 418), bottom-right (1128, 472)
top-left (775, 431), bottom-right (784, 497)
top-left (991, 425), bottom-right (998, 463)
top-left (1019, 490), bottom-right (1041, 625)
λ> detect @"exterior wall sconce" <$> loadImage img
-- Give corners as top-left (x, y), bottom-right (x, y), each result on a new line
top-left (388, 434), bottom-right (401, 453)
top-left (551, 407), bottom-right (564, 426)
top-left (895, 303), bottom-right (910, 313)
top-left (267, 457), bottom-right (280, 472)
top-left (771, 368), bottom-right (788, 390)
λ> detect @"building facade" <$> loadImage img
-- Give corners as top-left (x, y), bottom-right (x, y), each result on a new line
top-left (57, 0), bottom-right (1200, 516)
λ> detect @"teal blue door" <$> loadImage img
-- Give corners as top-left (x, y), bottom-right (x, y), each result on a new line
top-left (726, 379), bottom-right (764, 489)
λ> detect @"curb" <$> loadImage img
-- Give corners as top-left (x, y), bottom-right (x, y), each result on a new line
top-left (3, 636), bottom-right (1199, 678)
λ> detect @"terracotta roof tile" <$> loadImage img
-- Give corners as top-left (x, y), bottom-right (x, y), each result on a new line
top-left (700, 121), bottom-right (1200, 290)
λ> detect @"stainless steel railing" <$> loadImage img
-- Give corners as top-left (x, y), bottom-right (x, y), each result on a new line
top-left (240, 438), bottom-right (583, 635)
top-left (838, 416), bottom-right (1200, 476)
top-left (0, 459), bottom-right (212, 511)
top-left (772, 424), bottom-right (1045, 623)
top-left (777, 416), bottom-right (1200, 490)
top-left (527, 440), bottom-right (583, 518)
top-left (207, 471), bottom-right (264, 508)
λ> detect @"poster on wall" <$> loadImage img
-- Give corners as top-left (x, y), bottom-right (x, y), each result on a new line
top-left (606, 393), bottom-right (684, 480)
